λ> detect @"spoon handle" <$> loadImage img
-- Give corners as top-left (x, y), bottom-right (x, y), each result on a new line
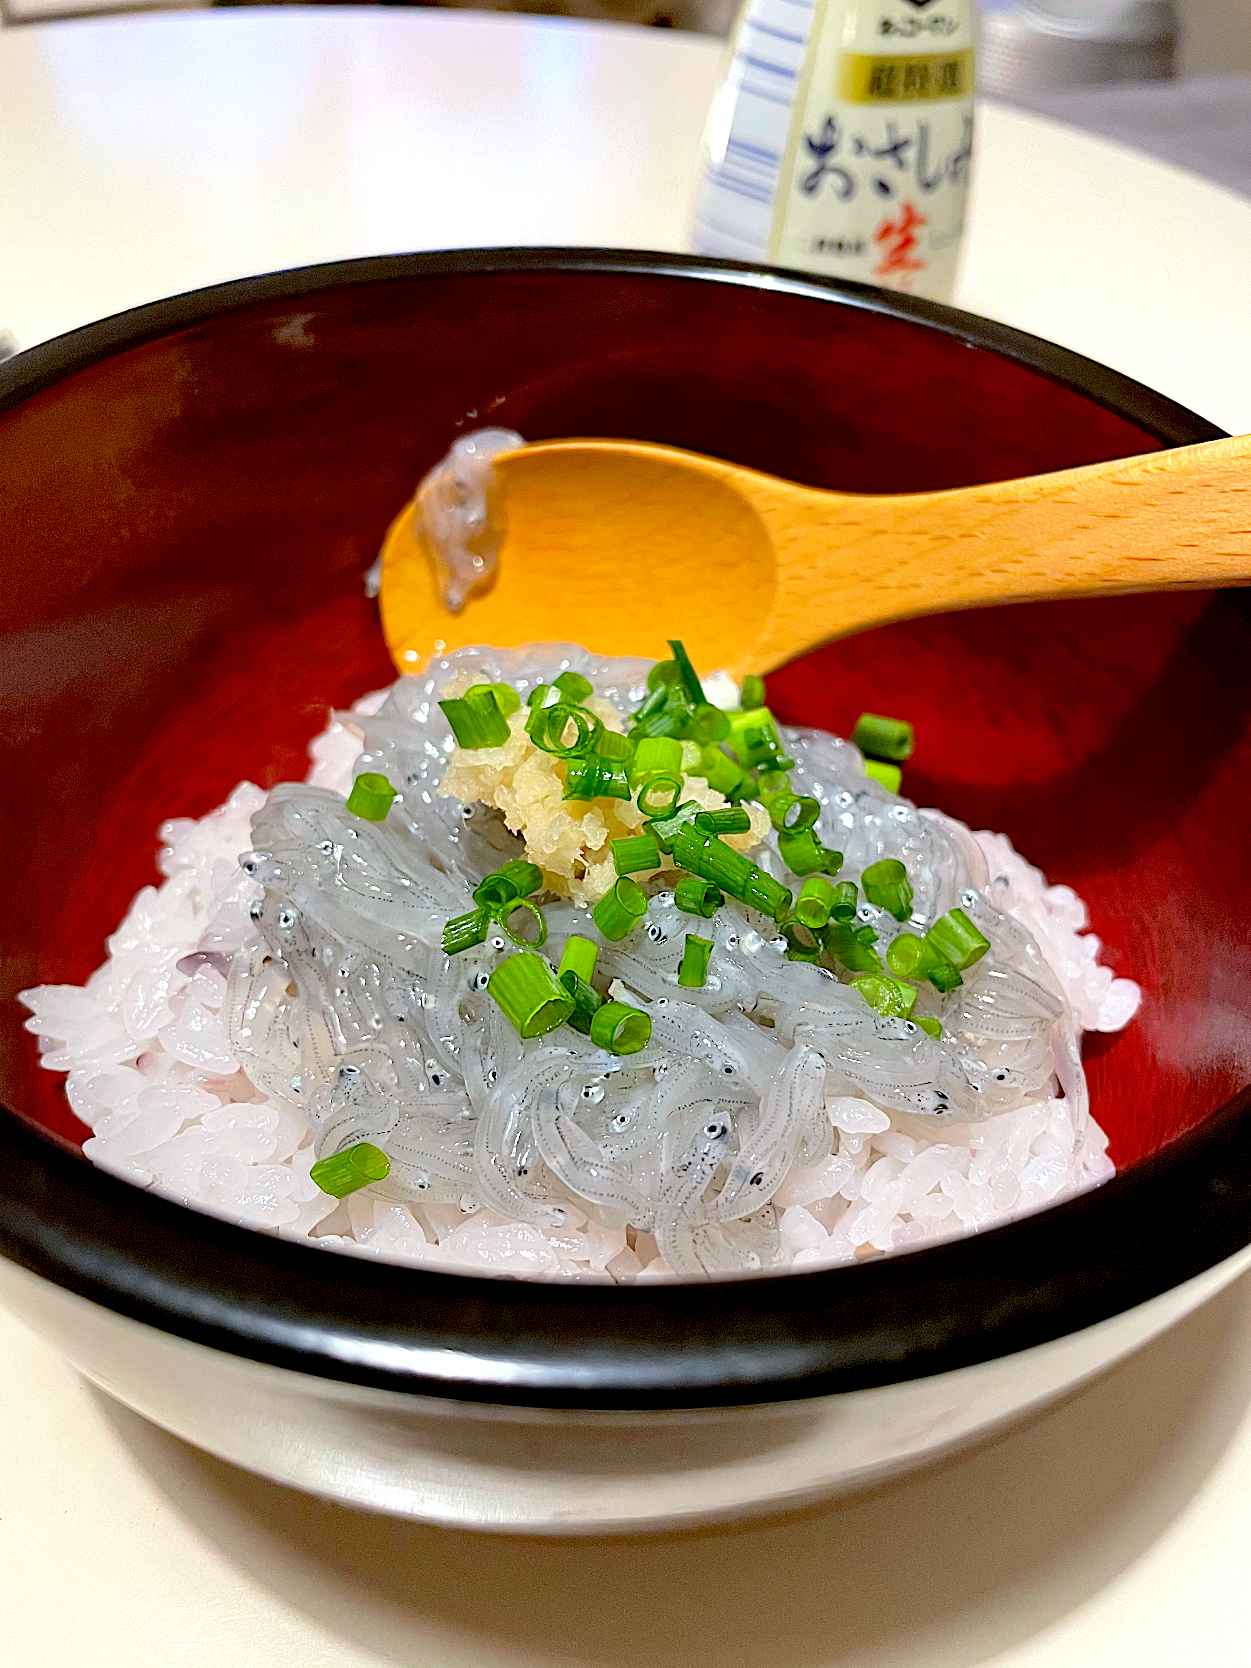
top-left (758, 433), bottom-right (1251, 669)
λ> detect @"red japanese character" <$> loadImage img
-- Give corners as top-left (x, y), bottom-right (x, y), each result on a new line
top-left (873, 201), bottom-right (927, 282)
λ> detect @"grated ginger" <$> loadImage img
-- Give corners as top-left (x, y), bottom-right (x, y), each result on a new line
top-left (436, 685), bottom-right (771, 906)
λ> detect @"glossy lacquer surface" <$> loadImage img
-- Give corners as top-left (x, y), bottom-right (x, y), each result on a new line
top-left (2, 252), bottom-right (1248, 1182)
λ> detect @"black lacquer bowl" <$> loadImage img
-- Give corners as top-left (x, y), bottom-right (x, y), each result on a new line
top-left (2, 250), bottom-right (1249, 1530)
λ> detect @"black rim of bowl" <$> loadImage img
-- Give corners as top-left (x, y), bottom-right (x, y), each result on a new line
top-left (1, 248), bottom-right (1246, 1413)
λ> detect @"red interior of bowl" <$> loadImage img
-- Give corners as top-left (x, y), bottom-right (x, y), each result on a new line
top-left (3, 260), bottom-right (1249, 1169)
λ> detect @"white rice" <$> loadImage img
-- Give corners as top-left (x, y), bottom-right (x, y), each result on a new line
top-left (19, 684), bottom-right (1138, 1282)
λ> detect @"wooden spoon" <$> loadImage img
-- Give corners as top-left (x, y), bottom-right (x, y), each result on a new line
top-left (379, 436), bottom-right (1251, 678)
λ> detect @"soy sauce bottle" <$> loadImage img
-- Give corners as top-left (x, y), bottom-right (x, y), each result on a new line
top-left (692, 0), bottom-right (977, 303)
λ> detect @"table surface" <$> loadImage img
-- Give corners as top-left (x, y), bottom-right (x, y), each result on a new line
top-left (4, 9), bottom-right (1251, 1666)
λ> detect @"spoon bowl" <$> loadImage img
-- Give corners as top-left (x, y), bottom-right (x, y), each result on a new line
top-left (381, 434), bottom-right (1251, 676)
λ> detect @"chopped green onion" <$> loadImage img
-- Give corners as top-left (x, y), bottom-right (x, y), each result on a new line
top-left (851, 712), bottom-right (914, 762)
top-left (678, 933), bottom-right (714, 988)
top-left (854, 921), bottom-right (878, 947)
top-left (473, 860), bottom-right (544, 911)
top-left (553, 670), bottom-right (593, 703)
top-left (920, 940), bottom-right (963, 993)
top-left (612, 834), bottom-right (662, 876)
top-left (777, 828), bottom-right (831, 876)
top-left (739, 674), bottom-right (766, 710)
top-left (725, 707), bottom-right (786, 769)
top-left (527, 701), bottom-right (600, 758)
top-left (667, 639), bottom-right (706, 707)
top-left (558, 935), bottom-right (599, 985)
top-left (590, 999), bottom-right (653, 1055)
top-left (497, 898), bottom-right (547, 948)
top-left (593, 876), bottom-right (648, 941)
top-left (670, 828), bottom-right (753, 896)
top-left (637, 774), bottom-right (683, 817)
top-left (691, 703), bottom-right (730, 745)
top-left (646, 659), bottom-right (681, 693)
top-left (645, 798), bottom-right (702, 853)
top-left (674, 876), bottom-right (724, 918)
top-left (757, 767), bottom-right (791, 797)
top-left (695, 746), bottom-right (752, 800)
top-left (853, 974), bottom-right (918, 1019)
top-left (694, 807), bottom-right (751, 836)
top-left (440, 696), bottom-right (511, 749)
top-left (527, 682), bottom-right (556, 708)
top-left (915, 1016), bottom-right (943, 1040)
top-left (563, 754), bottom-right (631, 801)
top-left (823, 919), bottom-right (882, 973)
top-left (885, 932), bottom-right (926, 977)
top-left (561, 970), bottom-right (603, 1035)
top-left (829, 881), bottom-right (858, 921)
top-left (629, 735), bottom-right (683, 787)
top-left (795, 876), bottom-right (835, 930)
top-left (861, 858), bottom-right (914, 922)
top-left (781, 796), bottom-right (820, 833)
top-left (310, 1140), bottom-right (391, 1198)
top-left (763, 788), bottom-right (798, 830)
top-left (595, 729), bottom-right (634, 761)
top-left (864, 759), bottom-right (903, 794)
top-left (442, 907), bottom-right (492, 956)
top-left (926, 908), bottom-right (991, 971)
top-left (467, 682), bottom-right (521, 721)
top-left (780, 921), bottom-right (823, 962)
top-left (345, 772), bottom-right (397, 822)
top-left (743, 868), bottom-right (792, 921)
top-left (488, 952), bottom-right (574, 1038)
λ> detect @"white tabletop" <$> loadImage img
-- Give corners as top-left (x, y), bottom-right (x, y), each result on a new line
top-left (4, 9), bottom-right (1251, 1666)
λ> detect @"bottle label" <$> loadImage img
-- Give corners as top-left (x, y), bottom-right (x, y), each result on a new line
top-left (766, 1), bottom-right (975, 299)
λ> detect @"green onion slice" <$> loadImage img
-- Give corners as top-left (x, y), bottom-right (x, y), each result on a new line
top-left (528, 701), bottom-right (600, 758)
top-left (744, 868), bottom-right (792, 922)
top-left (780, 921), bottom-right (823, 962)
top-left (695, 746), bottom-right (751, 801)
top-left (694, 807), bottom-right (752, 836)
top-left (851, 712), bottom-right (914, 762)
top-left (487, 952), bottom-right (574, 1038)
top-left (442, 907), bottom-right (492, 956)
top-left (691, 703), bottom-right (730, 745)
top-left (473, 860), bottom-right (544, 911)
top-left (595, 729), bottom-right (634, 761)
top-left (590, 1000), bottom-right (653, 1055)
top-left (885, 932), bottom-right (926, 977)
top-left (467, 682), bottom-right (521, 720)
top-left (864, 759), bottom-right (903, 794)
top-left (629, 735), bottom-right (683, 787)
top-left (636, 774), bottom-right (683, 817)
top-left (853, 974), bottom-right (918, 1019)
top-left (345, 772), bottom-right (398, 822)
top-left (561, 970), bottom-right (603, 1035)
top-left (558, 935), bottom-right (599, 986)
top-left (497, 898), bottom-right (547, 948)
top-left (861, 858), bottom-right (914, 922)
top-left (739, 674), bottom-right (766, 711)
top-left (674, 876), bottom-right (724, 918)
top-left (795, 876), bottom-right (835, 930)
top-left (553, 670), bottom-right (594, 703)
top-left (725, 707), bottom-right (786, 769)
top-left (592, 876), bottom-right (648, 942)
top-left (829, 881), bottom-right (858, 921)
top-left (310, 1140), bottom-right (391, 1199)
top-left (563, 755), bottom-right (632, 801)
top-left (440, 696), bottom-right (511, 750)
top-left (777, 828), bottom-right (828, 876)
top-left (667, 639), bottom-right (706, 707)
top-left (612, 834), bottom-right (662, 876)
top-left (678, 934), bottom-right (714, 988)
top-left (926, 908), bottom-right (991, 971)
top-left (915, 1016), bottom-right (943, 1040)
top-left (823, 919), bottom-right (882, 974)
top-left (645, 799), bottom-right (702, 853)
